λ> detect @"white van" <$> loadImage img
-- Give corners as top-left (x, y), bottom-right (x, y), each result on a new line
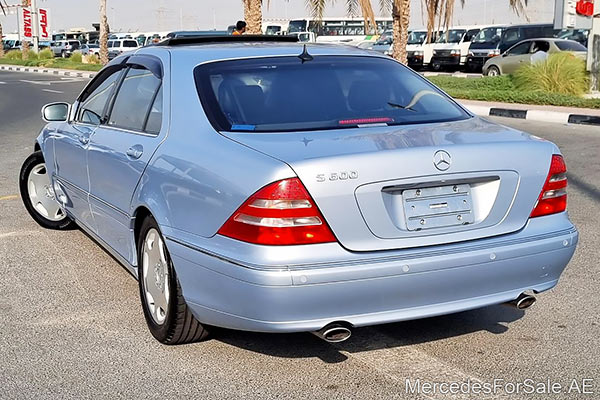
top-left (430, 26), bottom-right (482, 71)
top-left (107, 39), bottom-right (139, 59)
top-left (405, 30), bottom-right (440, 70)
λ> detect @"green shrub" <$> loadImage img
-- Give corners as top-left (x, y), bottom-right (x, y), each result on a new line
top-left (38, 48), bottom-right (53, 60)
top-left (513, 52), bottom-right (589, 96)
top-left (427, 75), bottom-right (600, 109)
top-left (4, 50), bottom-right (22, 60)
top-left (429, 75), bottom-right (515, 91)
top-left (69, 51), bottom-right (82, 63)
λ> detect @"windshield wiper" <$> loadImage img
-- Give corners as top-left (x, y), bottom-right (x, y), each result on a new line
top-left (388, 102), bottom-right (417, 112)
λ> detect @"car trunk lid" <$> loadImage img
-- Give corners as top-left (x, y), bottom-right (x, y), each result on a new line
top-left (221, 118), bottom-right (556, 251)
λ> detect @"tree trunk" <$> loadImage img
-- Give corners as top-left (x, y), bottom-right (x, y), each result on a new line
top-left (21, 0), bottom-right (30, 59)
top-left (99, 0), bottom-right (109, 64)
top-left (0, 22), bottom-right (4, 58)
top-left (244, 0), bottom-right (262, 34)
top-left (391, 0), bottom-right (410, 64)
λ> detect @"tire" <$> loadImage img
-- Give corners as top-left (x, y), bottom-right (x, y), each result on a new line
top-left (61, 50), bottom-right (66, 58)
top-left (19, 151), bottom-right (75, 230)
top-left (485, 66), bottom-right (501, 77)
top-left (431, 62), bottom-right (442, 71)
top-left (137, 216), bottom-right (209, 344)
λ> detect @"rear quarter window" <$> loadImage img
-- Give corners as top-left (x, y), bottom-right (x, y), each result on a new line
top-left (555, 40), bottom-right (587, 51)
top-left (194, 55), bottom-right (469, 133)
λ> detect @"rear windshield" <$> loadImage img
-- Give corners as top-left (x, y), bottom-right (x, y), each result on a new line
top-left (194, 56), bottom-right (468, 133)
top-left (555, 40), bottom-right (587, 52)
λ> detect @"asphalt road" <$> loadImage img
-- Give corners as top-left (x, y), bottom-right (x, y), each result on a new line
top-left (0, 70), bottom-right (598, 400)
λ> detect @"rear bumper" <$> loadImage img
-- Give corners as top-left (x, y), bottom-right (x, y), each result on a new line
top-left (166, 217), bottom-right (578, 333)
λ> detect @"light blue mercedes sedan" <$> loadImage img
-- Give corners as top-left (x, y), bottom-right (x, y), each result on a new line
top-left (19, 36), bottom-right (578, 344)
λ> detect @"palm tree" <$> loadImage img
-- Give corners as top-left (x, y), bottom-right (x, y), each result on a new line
top-left (21, 0), bottom-right (30, 59)
top-left (390, 0), bottom-right (410, 63)
top-left (99, 0), bottom-right (109, 64)
top-left (243, 0), bottom-right (263, 34)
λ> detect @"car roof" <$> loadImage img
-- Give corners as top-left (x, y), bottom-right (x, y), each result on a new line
top-left (518, 37), bottom-right (580, 42)
top-left (106, 37), bottom-right (392, 71)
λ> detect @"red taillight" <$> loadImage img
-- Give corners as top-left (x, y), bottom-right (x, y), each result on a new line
top-left (530, 155), bottom-right (568, 218)
top-left (217, 178), bottom-right (337, 245)
top-left (339, 117), bottom-right (393, 125)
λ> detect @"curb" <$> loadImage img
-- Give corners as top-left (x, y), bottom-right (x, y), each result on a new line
top-left (0, 64), bottom-right (96, 79)
top-left (464, 104), bottom-right (600, 127)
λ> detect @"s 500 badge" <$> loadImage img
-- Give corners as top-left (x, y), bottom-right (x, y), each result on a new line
top-left (316, 171), bottom-right (359, 182)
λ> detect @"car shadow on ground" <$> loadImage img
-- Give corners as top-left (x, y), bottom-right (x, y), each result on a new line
top-left (214, 305), bottom-right (525, 364)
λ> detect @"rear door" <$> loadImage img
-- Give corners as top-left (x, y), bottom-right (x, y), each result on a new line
top-left (87, 55), bottom-right (166, 262)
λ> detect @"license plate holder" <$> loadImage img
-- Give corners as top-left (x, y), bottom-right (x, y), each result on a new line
top-left (402, 184), bottom-right (474, 231)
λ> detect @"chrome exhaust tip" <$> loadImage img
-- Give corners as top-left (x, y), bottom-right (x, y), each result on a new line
top-left (508, 293), bottom-right (537, 310)
top-left (312, 322), bottom-right (352, 343)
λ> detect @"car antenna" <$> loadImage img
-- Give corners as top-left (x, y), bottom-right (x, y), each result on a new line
top-left (298, 44), bottom-right (313, 63)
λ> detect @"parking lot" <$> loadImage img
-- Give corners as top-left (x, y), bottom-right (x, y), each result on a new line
top-left (1, 70), bottom-right (599, 399)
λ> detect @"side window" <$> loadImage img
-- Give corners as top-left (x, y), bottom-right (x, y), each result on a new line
top-left (507, 42), bottom-right (531, 56)
top-left (107, 67), bottom-right (162, 132)
top-left (531, 41), bottom-right (549, 53)
top-left (503, 28), bottom-right (520, 45)
top-left (464, 29), bottom-right (479, 42)
top-left (76, 68), bottom-right (124, 125)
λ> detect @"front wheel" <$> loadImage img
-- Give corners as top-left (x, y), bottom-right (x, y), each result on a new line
top-left (485, 66), bottom-right (501, 77)
top-left (138, 216), bottom-right (209, 344)
top-left (19, 151), bottom-right (75, 230)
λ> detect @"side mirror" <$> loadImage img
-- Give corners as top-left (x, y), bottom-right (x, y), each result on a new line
top-left (41, 102), bottom-right (70, 122)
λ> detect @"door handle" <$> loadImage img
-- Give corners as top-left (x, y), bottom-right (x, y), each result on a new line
top-left (126, 145), bottom-right (143, 159)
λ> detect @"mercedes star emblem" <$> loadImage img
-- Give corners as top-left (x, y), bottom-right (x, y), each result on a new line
top-left (433, 150), bottom-right (452, 171)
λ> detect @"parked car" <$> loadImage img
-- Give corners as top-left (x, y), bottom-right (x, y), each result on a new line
top-left (50, 40), bottom-right (81, 58)
top-left (483, 38), bottom-right (587, 76)
top-left (20, 36), bottom-right (578, 345)
top-left (467, 23), bottom-right (559, 72)
top-left (360, 29), bottom-right (393, 52)
top-left (430, 26), bottom-right (481, 71)
top-left (556, 28), bottom-right (590, 47)
top-left (3, 39), bottom-right (22, 51)
top-left (107, 39), bottom-right (139, 56)
top-left (80, 43), bottom-right (100, 57)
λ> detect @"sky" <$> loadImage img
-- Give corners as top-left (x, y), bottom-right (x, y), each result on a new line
top-left (0, 0), bottom-right (556, 34)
